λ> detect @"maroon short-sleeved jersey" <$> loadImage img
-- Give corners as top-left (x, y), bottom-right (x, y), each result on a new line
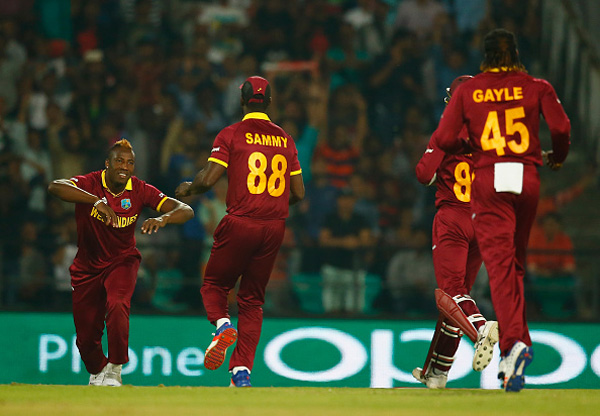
top-left (435, 71), bottom-right (570, 168)
top-left (207, 112), bottom-right (302, 220)
top-left (416, 126), bottom-right (474, 209)
top-left (69, 170), bottom-right (168, 272)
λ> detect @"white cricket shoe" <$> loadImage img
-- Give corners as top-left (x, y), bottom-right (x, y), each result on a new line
top-left (412, 367), bottom-right (447, 389)
top-left (102, 363), bottom-right (123, 387)
top-left (88, 364), bottom-right (108, 386)
top-left (472, 320), bottom-right (499, 371)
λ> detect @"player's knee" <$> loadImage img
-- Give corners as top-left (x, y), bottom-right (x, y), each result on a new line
top-left (106, 295), bottom-right (131, 312)
top-left (237, 296), bottom-right (264, 310)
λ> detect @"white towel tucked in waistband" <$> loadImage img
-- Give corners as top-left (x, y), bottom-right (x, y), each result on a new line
top-left (494, 162), bottom-right (523, 194)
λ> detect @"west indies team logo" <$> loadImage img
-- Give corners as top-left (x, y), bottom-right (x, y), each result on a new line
top-left (121, 199), bottom-right (132, 210)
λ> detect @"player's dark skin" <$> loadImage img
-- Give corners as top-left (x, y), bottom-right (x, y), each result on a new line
top-left (48, 147), bottom-right (194, 232)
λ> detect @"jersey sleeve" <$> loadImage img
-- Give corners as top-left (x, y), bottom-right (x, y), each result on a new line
top-left (207, 127), bottom-right (232, 168)
top-left (141, 181), bottom-right (169, 212)
top-left (69, 172), bottom-right (96, 193)
top-left (436, 89), bottom-right (468, 154)
top-left (539, 79), bottom-right (571, 163)
top-left (289, 136), bottom-right (302, 176)
top-left (415, 133), bottom-right (445, 185)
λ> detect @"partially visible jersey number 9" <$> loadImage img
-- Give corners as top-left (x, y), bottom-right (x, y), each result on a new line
top-left (453, 161), bottom-right (473, 203)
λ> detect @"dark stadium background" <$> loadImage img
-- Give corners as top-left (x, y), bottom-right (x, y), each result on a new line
top-left (0, 0), bottom-right (598, 323)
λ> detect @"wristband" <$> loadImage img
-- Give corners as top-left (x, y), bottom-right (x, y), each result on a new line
top-left (94, 197), bottom-right (107, 207)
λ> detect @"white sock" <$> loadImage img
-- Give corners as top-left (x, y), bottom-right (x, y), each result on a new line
top-left (232, 366), bottom-right (250, 375)
top-left (216, 318), bottom-right (231, 329)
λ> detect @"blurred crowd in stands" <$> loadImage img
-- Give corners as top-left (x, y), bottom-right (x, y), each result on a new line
top-left (0, 0), bottom-right (594, 320)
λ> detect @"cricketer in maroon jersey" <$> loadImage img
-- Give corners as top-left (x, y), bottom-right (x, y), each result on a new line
top-left (176, 76), bottom-right (305, 387)
top-left (48, 139), bottom-right (194, 386)
top-left (411, 76), bottom-right (498, 389)
top-left (435, 29), bottom-right (571, 393)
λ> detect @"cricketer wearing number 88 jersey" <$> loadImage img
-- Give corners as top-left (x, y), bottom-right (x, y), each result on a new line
top-left (412, 76), bottom-right (499, 389)
top-left (209, 112), bottom-right (301, 220)
top-left (436, 28), bottom-right (571, 392)
top-left (176, 76), bottom-right (305, 388)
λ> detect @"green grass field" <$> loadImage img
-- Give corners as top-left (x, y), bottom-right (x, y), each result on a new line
top-left (1, 385), bottom-right (598, 416)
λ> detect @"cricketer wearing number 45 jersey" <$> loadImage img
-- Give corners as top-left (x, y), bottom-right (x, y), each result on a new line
top-left (436, 29), bottom-right (570, 392)
top-left (176, 75), bottom-right (305, 387)
top-left (436, 69), bottom-right (570, 354)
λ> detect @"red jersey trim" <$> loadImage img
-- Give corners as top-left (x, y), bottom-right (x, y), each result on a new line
top-left (290, 169), bottom-right (302, 176)
top-left (208, 157), bottom-right (228, 168)
top-left (155, 196), bottom-right (168, 212)
top-left (101, 170), bottom-right (133, 196)
top-left (242, 112), bottom-right (271, 121)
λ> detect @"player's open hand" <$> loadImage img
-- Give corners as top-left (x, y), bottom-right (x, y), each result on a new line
top-left (96, 202), bottom-right (118, 226)
top-left (175, 181), bottom-right (192, 198)
top-left (542, 150), bottom-right (562, 171)
top-left (141, 217), bottom-right (167, 234)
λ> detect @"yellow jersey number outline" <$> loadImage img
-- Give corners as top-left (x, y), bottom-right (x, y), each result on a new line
top-left (453, 161), bottom-right (474, 203)
top-left (247, 151), bottom-right (287, 197)
top-left (480, 106), bottom-right (530, 156)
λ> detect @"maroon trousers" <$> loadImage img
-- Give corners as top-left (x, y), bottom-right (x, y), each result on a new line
top-left (202, 215), bottom-right (285, 371)
top-left (472, 164), bottom-right (539, 355)
top-left (71, 256), bottom-right (139, 375)
top-left (432, 205), bottom-right (482, 296)
top-left (428, 205), bottom-right (484, 372)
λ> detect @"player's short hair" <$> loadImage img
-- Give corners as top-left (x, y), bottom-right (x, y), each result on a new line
top-left (480, 28), bottom-right (526, 72)
top-left (240, 76), bottom-right (271, 111)
top-left (108, 138), bottom-right (134, 156)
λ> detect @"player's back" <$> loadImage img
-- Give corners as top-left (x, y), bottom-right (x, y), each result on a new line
top-left (217, 113), bottom-right (300, 220)
top-left (435, 153), bottom-right (474, 209)
top-left (457, 71), bottom-right (566, 169)
top-left (415, 129), bottom-right (474, 210)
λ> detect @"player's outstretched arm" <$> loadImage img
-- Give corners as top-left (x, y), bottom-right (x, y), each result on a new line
top-left (48, 179), bottom-right (118, 226)
top-left (141, 198), bottom-right (194, 235)
top-left (176, 161), bottom-right (226, 198)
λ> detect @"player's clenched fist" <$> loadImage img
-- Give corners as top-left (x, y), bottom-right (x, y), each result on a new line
top-left (542, 150), bottom-right (563, 171)
top-left (175, 181), bottom-right (192, 198)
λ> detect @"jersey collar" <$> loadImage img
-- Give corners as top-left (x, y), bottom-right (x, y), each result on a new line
top-left (242, 112), bottom-right (271, 121)
top-left (102, 170), bottom-right (132, 196)
top-left (485, 67), bottom-right (514, 72)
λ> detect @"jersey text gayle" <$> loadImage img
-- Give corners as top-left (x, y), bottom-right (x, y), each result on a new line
top-left (245, 132), bottom-right (288, 148)
top-left (472, 87), bottom-right (523, 103)
top-left (90, 206), bottom-right (138, 228)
